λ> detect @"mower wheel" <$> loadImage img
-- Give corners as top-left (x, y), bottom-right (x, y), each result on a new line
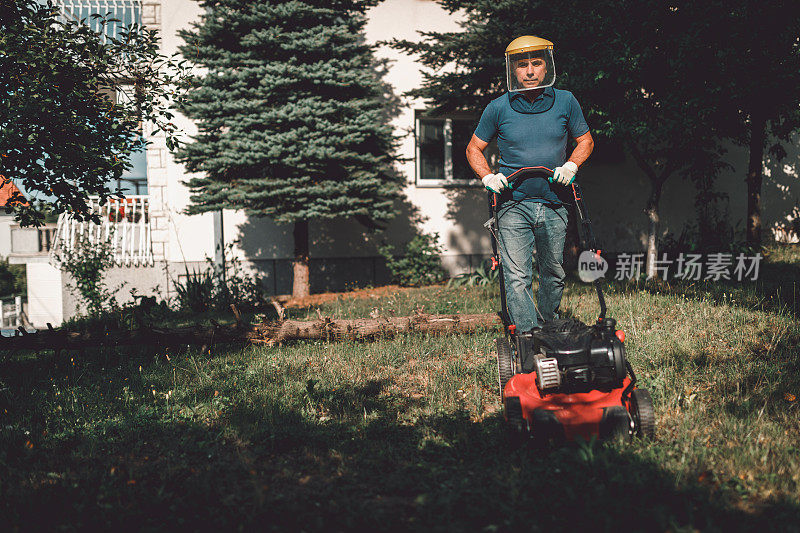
top-left (496, 337), bottom-right (515, 395)
top-left (629, 388), bottom-right (655, 439)
top-left (505, 396), bottom-right (526, 435)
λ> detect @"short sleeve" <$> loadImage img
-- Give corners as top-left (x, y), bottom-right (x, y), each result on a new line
top-left (566, 93), bottom-right (590, 138)
top-left (473, 100), bottom-right (499, 143)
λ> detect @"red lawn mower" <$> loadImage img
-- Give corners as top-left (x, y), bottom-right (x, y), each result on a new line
top-left (486, 166), bottom-right (655, 443)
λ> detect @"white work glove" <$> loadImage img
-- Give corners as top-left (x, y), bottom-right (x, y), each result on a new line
top-left (482, 172), bottom-right (508, 194)
top-left (551, 161), bottom-right (578, 186)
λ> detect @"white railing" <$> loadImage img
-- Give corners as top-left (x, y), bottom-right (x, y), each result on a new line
top-left (54, 0), bottom-right (142, 43)
top-left (51, 196), bottom-right (153, 267)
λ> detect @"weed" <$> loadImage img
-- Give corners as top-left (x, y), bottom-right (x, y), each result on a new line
top-left (447, 258), bottom-right (500, 288)
top-left (172, 244), bottom-right (265, 313)
top-left (174, 268), bottom-right (214, 313)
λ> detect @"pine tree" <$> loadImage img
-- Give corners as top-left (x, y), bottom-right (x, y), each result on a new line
top-left (176, 0), bottom-right (402, 298)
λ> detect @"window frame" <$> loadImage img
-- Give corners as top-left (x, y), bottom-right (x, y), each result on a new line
top-left (115, 84), bottom-right (148, 196)
top-left (414, 111), bottom-right (483, 188)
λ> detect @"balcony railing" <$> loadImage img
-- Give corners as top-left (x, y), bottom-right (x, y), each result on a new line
top-left (51, 196), bottom-right (153, 267)
top-left (54, 0), bottom-right (142, 44)
top-left (10, 224), bottom-right (58, 256)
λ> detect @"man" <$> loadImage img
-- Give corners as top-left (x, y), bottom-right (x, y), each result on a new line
top-left (466, 35), bottom-right (594, 333)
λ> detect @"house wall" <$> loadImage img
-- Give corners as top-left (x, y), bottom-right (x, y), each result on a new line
top-left (61, 262), bottom-right (188, 320)
top-left (0, 216), bottom-right (14, 258)
top-left (26, 263), bottom-right (63, 328)
top-left (59, 256), bottom-right (395, 320)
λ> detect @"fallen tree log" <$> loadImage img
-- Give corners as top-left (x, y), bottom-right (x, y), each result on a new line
top-left (252, 313), bottom-right (503, 344)
top-left (0, 312), bottom-right (502, 353)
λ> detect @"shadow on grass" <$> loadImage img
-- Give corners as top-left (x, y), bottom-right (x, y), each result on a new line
top-left (718, 335), bottom-right (800, 420)
top-left (662, 336), bottom-right (800, 423)
top-left (3, 377), bottom-right (800, 531)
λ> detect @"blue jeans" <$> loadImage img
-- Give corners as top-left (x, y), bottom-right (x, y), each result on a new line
top-left (496, 200), bottom-right (568, 331)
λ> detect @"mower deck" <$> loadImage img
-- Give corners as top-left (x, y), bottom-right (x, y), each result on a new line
top-left (503, 373), bottom-right (634, 442)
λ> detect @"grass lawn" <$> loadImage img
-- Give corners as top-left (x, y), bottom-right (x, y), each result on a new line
top-left (2, 246), bottom-right (799, 531)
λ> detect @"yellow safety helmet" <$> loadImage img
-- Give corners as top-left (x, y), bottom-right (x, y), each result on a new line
top-left (505, 35), bottom-right (556, 92)
top-left (506, 35), bottom-right (554, 55)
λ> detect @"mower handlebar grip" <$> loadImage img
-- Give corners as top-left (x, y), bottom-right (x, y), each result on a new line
top-left (505, 166), bottom-right (555, 185)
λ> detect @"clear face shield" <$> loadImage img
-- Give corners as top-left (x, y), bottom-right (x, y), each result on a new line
top-left (505, 49), bottom-right (556, 92)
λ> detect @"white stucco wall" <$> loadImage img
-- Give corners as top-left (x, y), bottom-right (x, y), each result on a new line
top-left (579, 140), bottom-right (800, 252)
top-left (0, 216), bottom-right (14, 258)
top-left (364, 0), bottom-right (496, 272)
top-left (158, 0), bottom-right (217, 263)
top-left (26, 263), bottom-right (63, 328)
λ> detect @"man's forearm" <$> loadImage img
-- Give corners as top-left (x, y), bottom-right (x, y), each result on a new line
top-left (568, 138), bottom-right (594, 167)
top-left (466, 146), bottom-right (492, 178)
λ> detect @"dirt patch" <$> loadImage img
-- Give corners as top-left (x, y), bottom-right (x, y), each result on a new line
top-left (276, 285), bottom-right (429, 308)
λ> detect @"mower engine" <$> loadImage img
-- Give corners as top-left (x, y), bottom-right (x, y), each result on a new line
top-left (520, 318), bottom-right (627, 393)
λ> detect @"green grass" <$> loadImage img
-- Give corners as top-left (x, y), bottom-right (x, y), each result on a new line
top-left (2, 248), bottom-right (800, 531)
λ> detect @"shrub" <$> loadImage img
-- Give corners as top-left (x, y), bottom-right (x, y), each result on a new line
top-left (211, 252), bottom-right (264, 309)
top-left (379, 232), bottom-right (446, 287)
top-left (661, 219), bottom-right (759, 256)
top-left (54, 233), bottom-right (118, 316)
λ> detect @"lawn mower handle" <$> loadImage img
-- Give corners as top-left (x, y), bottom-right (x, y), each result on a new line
top-left (487, 166), bottom-right (607, 324)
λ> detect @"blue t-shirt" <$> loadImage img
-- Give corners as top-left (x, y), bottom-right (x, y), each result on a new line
top-left (474, 87), bottom-right (590, 204)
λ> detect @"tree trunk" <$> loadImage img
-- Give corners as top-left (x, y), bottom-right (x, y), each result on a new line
top-left (644, 182), bottom-right (663, 279)
top-left (292, 220), bottom-right (310, 299)
top-left (746, 111), bottom-right (767, 246)
top-left (626, 143), bottom-right (672, 280)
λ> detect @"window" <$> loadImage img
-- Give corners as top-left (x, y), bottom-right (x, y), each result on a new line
top-left (54, 2), bottom-right (148, 196)
top-left (115, 84), bottom-right (147, 195)
top-left (116, 147), bottom-right (147, 195)
top-left (55, 0), bottom-right (142, 43)
top-left (415, 111), bottom-right (498, 187)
